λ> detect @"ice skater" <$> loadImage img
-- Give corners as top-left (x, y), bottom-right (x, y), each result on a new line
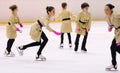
top-left (17, 6), bottom-right (61, 61)
top-left (74, 2), bottom-right (91, 53)
top-left (57, 2), bottom-right (75, 48)
top-left (104, 4), bottom-right (120, 71)
top-left (5, 5), bottom-right (23, 57)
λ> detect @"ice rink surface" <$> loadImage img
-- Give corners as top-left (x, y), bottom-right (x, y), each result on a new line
top-left (0, 21), bottom-right (120, 73)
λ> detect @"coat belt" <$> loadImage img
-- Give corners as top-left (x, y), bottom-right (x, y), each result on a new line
top-left (37, 20), bottom-right (43, 28)
top-left (62, 18), bottom-right (71, 21)
top-left (79, 20), bottom-right (88, 24)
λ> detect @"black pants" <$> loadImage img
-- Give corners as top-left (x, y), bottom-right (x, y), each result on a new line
top-left (74, 32), bottom-right (88, 51)
top-left (110, 39), bottom-right (120, 66)
top-left (61, 33), bottom-right (72, 44)
top-left (6, 39), bottom-right (15, 53)
top-left (22, 31), bottom-right (48, 56)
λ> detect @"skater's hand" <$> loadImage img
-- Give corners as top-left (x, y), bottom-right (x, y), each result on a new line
top-left (108, 27), bottom-right (112, 32)
top-left (117, 42), bottom-right (120, 46)
top-left (19, 24), bottom-right (23, 28)
top-left (54, 31), bottom-right (61, 35)
top-left (16, 28), bottom-right (22, 33)
top-left (77, 28), bottom-right (80, 32)
top-left (87, 28), bottom-right (90, 32)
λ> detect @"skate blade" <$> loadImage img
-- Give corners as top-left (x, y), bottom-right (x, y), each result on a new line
top-left (81, 51), bottom-right (87, 54)
top-left (59, 47), bottom-right (63, 49)
top-left (105, 68), bottom-right (118, 71)
top-left (35, 58), bottom-right (46, 61)
top-left (4, 55), bottom-right (15, 57)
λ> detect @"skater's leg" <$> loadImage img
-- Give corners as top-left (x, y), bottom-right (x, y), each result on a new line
top-left (67, 33), bottom-right (72, 44)
top-left (74, 34), bottom-right (80, 51)
top-left (110, 39), bottom-right (117, 66)
top-left (60, 33), bottom-right (64, 44)
top-left (17, 41), bottom-right (40, 56)
top-left (116, 45), bottom-right (120, 54)
top-left (81, 32), bottom-right (88, 50)
top-left (37, 31), bottom-right (48, 56)
top-left (22, 42), bottom-right (40, 50)
top-left (6, 39), bottom-right (15, 53)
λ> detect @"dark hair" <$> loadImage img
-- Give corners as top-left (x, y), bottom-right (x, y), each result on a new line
top-left (46, 6), bottom-right (55, 14)
top-left (62, 2), bottom-right (67, 8)
top-left (9, 5), bottom-right (17, 11)
top-left (81, 2), bottom-right (89, 9)
top-left (106, 4), bottom-right (115, 10)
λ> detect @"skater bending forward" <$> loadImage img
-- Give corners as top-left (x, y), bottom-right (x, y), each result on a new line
top-left (17, 6), bottom-right (61, 61)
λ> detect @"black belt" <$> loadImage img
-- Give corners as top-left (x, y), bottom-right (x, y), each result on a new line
top-left (79, 20), bottom-right (87, 24)
top-left (115, 26), bottom-right (120, 30)
top-left (62, 18), bottom-right (71, 21)
top-left (8, 22), bottom-right (11, 25)
top-left (37, 20), bottom-right (43, 28)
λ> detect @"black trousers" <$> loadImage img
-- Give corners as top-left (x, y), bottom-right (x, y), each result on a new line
top-left (6, 39), bottom-right (15, 53)
top-left (60, 33), bottom-right (72, 44)
top-left (22, 31), bottom-right (48, 56)
top-left (74, 32), bottom-right (88, 51)
top-left (110, 39), bottom-right (120, 66)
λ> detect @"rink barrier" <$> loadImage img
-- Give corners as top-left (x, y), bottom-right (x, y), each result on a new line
top-left (0, 19), bottom-right (104, 25)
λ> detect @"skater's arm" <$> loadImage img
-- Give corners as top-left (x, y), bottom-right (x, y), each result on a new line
top-left (76, 13), bottom-right (82, 28)
top-left (9, 16), bottom-right (17, 30)
top-left (17, 16), bottom-right (22, 24)
top-left (44, 20), bottom-right (54, 32)
top-left (17, 16), bottom-right (23, 28)
top-left (86, 13), bottom-right (92, 29)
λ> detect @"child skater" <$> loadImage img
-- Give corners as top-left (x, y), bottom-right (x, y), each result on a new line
top-left (57, 2), bottom-right (75, 48)
top-left (104, 4), bottom-right (120, 71)
top-left (17, 6), bottom-right (61, 61)
top-left (74, 2), bottom-right (91, 53)
top-left (5, 5), bottom-right (23, 57)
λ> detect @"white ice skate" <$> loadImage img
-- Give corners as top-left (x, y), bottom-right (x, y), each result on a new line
top-left (17, 46), bottom-right (24, 56)
top-left (69, 44), bottom-right (72, 48)
top-left (81, 50), bottom-right (87, 53)
top-left (59, 44), bottom-right (64, 49)
top-left (35, 55), bottom-right (46, 61)
top-left (4, 50), bottom-right (15, 57)
top-left (105, 65), bottom-right (118, 71)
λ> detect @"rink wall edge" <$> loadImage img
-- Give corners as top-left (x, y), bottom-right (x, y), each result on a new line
top-left (0, 19), bottom-right (104, 25)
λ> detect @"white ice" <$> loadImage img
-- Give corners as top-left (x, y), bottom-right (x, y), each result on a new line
top-left (0, 21), bottom-right (120, 73)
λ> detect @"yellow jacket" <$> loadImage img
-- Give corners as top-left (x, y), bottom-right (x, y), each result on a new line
top-left (57, 9), bottom-right (75, 33)
top-left (75, 11), bottom-right (91, 35)
top-left (106, 12), bottom-right (120, 43)
top-left (30, 15), bottom-right (53, 42)
top-left (6, 13), bottom-right (21, 39)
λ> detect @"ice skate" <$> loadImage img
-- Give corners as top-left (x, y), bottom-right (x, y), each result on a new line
top-left (17, 46), bottom-right (24, 56)
top-left (105, 65), bottom-right (118, 71)
top-left (69, 44), bottom-right (72, 48)
top-left (74, 50), bottom-right (78, 53)
top-left (35, 55), bottom-right (46, 61)
top-left (4, 50), bottom-right (15, 57)
top-left (59, 44), bottom-right (64, 49)
top-left (81, 48), bottom-right (87, 53)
